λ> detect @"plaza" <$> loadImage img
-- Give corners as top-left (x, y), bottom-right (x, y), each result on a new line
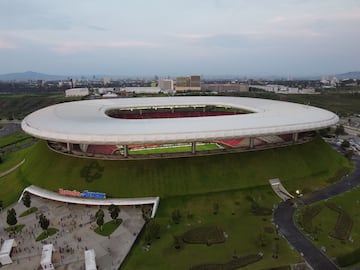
top-left (0, 196), bottom-right (145, 270)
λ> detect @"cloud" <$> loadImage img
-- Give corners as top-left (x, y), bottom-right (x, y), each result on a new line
top-left (0, 40), bottom-right (17, 49)
top-left (87, 25), bottom-right (107, 31)
top-left (51, 40), bottom-right (161, 54)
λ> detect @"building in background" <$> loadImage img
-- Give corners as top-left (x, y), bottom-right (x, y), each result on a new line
top-left (175, 75), bottom-right (201, 91)
top-left (65, 88), bottom-right (89, 97)
top-left (158, 79), bottom-right (174, 91)
top-left (103, 77), bottom-right (111, 86)
top-left (202, 83), bottom-right (249, 93)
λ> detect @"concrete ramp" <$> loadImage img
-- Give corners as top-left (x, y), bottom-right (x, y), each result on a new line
top-left (19, 185), bottom-right (160, 218)
top-left (269, 178), bottom-right (294, 201)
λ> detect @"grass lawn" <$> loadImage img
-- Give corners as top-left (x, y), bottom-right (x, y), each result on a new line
top-left (0, 146), bottom-right (34, 206)
top-left (295, 187), bottom-right (360, 266)
top-left (0, 136), bottom-right (350, 206)
top-left (19, 207), bottom-right (38, 217)
top-left (122, 188), bottom-right (301, 270)
top-left (0, 131), bottom-right (32, 148)
top-left (0, 134), bottom-right (353, 269)
top-left (129, 143), bottom-right (220, 155)
top-left (36, 227), bottom-right (59, 241)
top-left (95, 219), bottom-right (123, 236)
top-left (5, 224), bottom-right (25, 233)
top-left (0, 145), bottom-right (32, 174)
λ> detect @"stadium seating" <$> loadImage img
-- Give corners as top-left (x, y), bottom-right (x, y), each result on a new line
top-left (111, 111), bottom-right (237, 119)
top-left (278, 134), bottom-right (293, 141)
top-left (214, 138), bottom-right (245, 148)
top-left (86, 145), bottom-right (118, 155)
top-left (258, 136), bottom-right (284, 144)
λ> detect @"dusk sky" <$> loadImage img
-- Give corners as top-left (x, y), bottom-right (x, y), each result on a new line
top-left (1, 0), bottom-right (360, 77)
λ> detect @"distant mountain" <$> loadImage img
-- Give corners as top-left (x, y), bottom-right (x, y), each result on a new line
top-left (0, 71), bottom-right (68, 81)
top-left (333, 71), bottom-right (360, 80)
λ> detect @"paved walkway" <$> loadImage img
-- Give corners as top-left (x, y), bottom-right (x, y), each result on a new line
top-left (274, 155), bottom-right (360, 270)
top-left (21, 185), bottom-right (159, 218)
top-left (0, 159), bottom-right (25, 178)
top-left (0, 196), bottom-right (145, 270)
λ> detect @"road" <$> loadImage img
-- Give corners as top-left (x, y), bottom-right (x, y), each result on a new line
top-left (0, 123), bottom-right (20, 137)
top-left (274, 155), bottom-right (360, 270)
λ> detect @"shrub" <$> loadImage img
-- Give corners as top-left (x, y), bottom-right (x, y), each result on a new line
top-left (325, 202), bottom-right (353, 240)
top-left (336, 247), bottom-right (360, 267)
top-left (19, 207), bottom-right (38, 217)
top-left (190, 253), bottom-right (263, 270)
top-left (171, 209), bottom-right (181, 224)
top-left (300, 205), bottom-right (323, 233)
top-left (182, 226), bottom-right (225, 245)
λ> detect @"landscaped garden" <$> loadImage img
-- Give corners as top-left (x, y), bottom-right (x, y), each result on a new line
top-left (295, 186), bottom-right (360, 268)
top-left (122, 188), bottom-right (301, 269)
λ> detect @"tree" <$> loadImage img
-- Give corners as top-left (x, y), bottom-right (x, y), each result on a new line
top-left (341, 140), bottom-right (350, 149)
top-left (108, 204), bottom-right (120, 224)
top-left (171, 209), bottom-right (181, 224)
top-left (345, 150), bottom-right (354, 160)
top-left (96, 215), bottom-right (104, 231)
top-left (0, 200), bottom-right (3, 211)
top-left (39, 214), bottom-right (50, 235)
top-left (22, 191), bottom-right (31, 208)
top-left (173, 235), bottom-right (183, 249)
top-left (213, 202), bottom-right (219, 215)
top-left (256, 232), bottom-right (267, 248)
top-left (335, 125), bottom-right (345, 136)
top-left (141, 206), bottom-right (152, 222)
top-left (95, 208), bottom-right (104, 219)
top-left (144, 221), bottom-right (161, 244)
top-left (319, 128), bottom-right (331, 137)
top-left (0, 155), bottom-right (3, 164)
top-left (95, 209), bottom-right (105, 231)
top-left (7, 208), bottom-right (17, 231)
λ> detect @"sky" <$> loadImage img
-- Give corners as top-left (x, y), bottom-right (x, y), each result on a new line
top-left (0, 0), bottom-right (360, 77)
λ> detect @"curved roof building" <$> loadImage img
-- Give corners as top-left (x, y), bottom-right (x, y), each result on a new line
top-left (21, 96), bottom-right (338, 145)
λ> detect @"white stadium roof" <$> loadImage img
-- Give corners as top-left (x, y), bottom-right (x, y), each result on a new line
top-left (21, 96), bottom-right (338, 145)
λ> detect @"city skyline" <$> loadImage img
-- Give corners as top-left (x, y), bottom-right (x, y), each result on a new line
top-left (1, 0), bottom-right (360, 76)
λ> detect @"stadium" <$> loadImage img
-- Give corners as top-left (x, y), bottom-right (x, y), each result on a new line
top-left (21, 96), bottom-right (339, 159)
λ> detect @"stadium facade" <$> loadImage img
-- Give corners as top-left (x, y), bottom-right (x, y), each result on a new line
top-left (21, 96), bottom-right (339, 159)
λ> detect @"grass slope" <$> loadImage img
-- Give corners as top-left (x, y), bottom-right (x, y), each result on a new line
top-left (122, 187), bottom-right (301, 270)
top-left (1, 136), bottom-right (351, 203)
top-left (0, 136), bottom-right (353, 269)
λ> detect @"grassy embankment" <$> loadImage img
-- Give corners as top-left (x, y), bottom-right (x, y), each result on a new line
top-left (0, 136), bottom-right (351, 202)
top-left (0, 136), bottom-right (353, 269)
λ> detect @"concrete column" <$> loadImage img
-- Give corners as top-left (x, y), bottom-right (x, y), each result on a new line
top-left (123, 145), bottom-right (128, 158)
top-left (292, 133), bottom-right (298, 142)
top-left (191, 142), bottom-right (196, 154)
top-left (79, 144), bottom-right (88, 152)
top-left (249, 137), bottom-right (254, 149)
top-left (66, 142), bottom-right (70, 152)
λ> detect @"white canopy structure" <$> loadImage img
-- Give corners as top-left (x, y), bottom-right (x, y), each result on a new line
top-left (40, 244), bottom-right (54, 270)
top-left (84, 249), bottom-right (97, 270)
top-left (21, 96), bottom-right (338, 145)
top-left (19, 185), bottom-right (160, 218)
top-left (0, 239), bottom-right (15, 265)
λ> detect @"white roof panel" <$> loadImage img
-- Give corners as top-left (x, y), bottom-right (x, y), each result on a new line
top-left (41, 244), bottom-right (53, 264)
top-left (21, 96), bottom-right (338, 145)
top-left (85, 249), bottom-right (97, 270)
top-left (0, 239), bottom-right (14, 255)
